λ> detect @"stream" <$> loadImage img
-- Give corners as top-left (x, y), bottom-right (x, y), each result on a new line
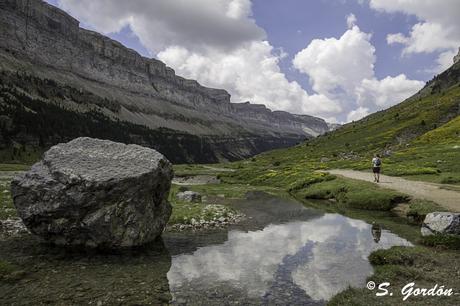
top-left (0, 192), bottom-right (411, 305)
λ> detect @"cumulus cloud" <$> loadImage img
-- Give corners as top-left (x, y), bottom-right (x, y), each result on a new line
top-left (346, 13), bottom-right (357, 28)
top-left (293, 24), bottom-right (423, 122)
top-left (356, 74), bottom-right (424, 108)
top-left (293, 26), bottom-right (375, 96)
top-left (59, 0), bottom-right (264, 53)
top-left (434, 49), bottom-right (459, 72)
top-left (347, 107), bottom-right (370, 122)
top-left (369, 0), bottom-right (460, 72)
top-left (158, 42), bottom-right (341, 115)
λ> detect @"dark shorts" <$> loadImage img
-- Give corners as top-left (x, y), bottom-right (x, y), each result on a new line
top-left (373, 167), bottom-right (381, 174)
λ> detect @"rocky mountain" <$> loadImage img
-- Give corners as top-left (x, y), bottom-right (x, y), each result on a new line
top-left (0, 0), bottom-right (330, 163)
top-left (454, 48), bottom-right (460, 65)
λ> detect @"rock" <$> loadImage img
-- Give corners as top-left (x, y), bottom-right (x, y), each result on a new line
top-left (383, 149), bottom-right (392, 157)
top-left (176, 191), bottom-right (202, 203)
top-left (11, 137), bottom-right (173, 248)
top-left (421, 212), bottom-right (460, 236)
top-left (0, 217), bottom-right (29, 237)
top-left (454, 47), bottom-right (460, 64)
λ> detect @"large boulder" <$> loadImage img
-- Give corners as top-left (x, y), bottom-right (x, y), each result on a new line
top-left (421, 212), bottom-right (460, 236)
top-left (11, 137), bottom-right (173, 248)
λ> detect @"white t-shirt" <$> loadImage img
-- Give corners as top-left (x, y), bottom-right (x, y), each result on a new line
top-left (372, 157), bottom-right (381, 167)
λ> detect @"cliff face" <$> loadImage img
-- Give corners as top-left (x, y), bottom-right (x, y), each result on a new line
top-left (454, 48), bottom-right (460, 65)
top-left (0, 0), bottom-right (329, 163)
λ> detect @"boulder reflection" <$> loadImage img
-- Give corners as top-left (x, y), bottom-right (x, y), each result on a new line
top-left (0, 237), bottom-right (172, 305)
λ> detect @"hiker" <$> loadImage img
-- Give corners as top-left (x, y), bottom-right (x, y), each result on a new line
top-left (372, 154), bottom-right (382, 182)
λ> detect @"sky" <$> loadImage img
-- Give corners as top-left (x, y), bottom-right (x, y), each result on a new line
top-left (45, 0), bottom-right (460, 123)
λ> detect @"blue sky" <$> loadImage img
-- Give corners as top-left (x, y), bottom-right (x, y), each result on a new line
top-left (45, 0), bottom-right (459, 122)
top-left (253, 0), bottom-right (431, 82)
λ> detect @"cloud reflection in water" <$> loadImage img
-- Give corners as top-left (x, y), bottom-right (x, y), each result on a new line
top-left (167, 213), bottom-right (411, 303)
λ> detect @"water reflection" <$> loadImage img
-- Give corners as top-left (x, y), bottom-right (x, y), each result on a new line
top-left (168, 209), bottom-right (411, 305)
top-left (371, 222), bottom-right (382, 243)
top-left (0, 237), bottom-right (172, 305)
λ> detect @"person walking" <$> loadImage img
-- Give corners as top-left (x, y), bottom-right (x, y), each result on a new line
top-left (372, 154), bottom-right (382, 183)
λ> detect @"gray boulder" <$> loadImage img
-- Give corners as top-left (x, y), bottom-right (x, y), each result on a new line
top-left (11, 137), bottom-right (173, 248)
top-left (421, 212), bottom-right (460, 236)
top-left (176, 191), bottom-right (202, 203)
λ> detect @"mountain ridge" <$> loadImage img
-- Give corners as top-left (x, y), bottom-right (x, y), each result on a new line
top-left (0, 0), bottom-right (330, 163)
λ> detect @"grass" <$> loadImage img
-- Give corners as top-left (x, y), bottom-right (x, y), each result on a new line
top-left (329, 246), bottom-right (460, 305)
top-left (407, 199), bottom-right (444, 224)
top-left (420, 234), bottom-right (460, 250)
top-left (295, 177), bottom-right (409, 211)
top-left (167, 183), bottom-right (286, 226)
top-left (173, 164), bottom-right (234, 176)
top-left (0, 260), bottom-right (20, 281)
top-left (0, 183), bottom-right (15, 220)
top-left (0, 164), bottom-right (30, 172)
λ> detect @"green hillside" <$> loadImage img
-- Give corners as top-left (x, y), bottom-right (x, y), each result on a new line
top-left (222, 61), bottom-right (460, 186)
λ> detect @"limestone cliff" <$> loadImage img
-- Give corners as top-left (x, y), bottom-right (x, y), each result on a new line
top-left (0, 0), bottom-right (329, 163)
top-left (454, 47), bottom-right (460, 65)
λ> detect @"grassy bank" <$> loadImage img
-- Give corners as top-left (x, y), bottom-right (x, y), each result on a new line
top-left (329, 246), bottom-right (460, 305)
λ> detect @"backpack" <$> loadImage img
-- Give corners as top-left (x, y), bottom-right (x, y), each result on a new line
top-left (375, 158), bottom-right (381, 166)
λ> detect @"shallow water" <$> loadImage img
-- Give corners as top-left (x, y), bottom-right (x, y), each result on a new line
top-left (0, 192), bottom-right (411, 305)
top-left (165, 192), bottom-right (411, 305)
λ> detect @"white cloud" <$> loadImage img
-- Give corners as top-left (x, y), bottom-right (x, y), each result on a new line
top-left (158, 42), bottom-right (342, 116)
top-left (433, 49), bottom-right (459, 73)
top-left (369, 0), bottom-right (460, 72)
top-left (293, 23), bottom-right (423, 122)
top-left (293, 26), bottom-right (375, 96)
top-left (346, 13), bottom-right (357, 28)
top-left (356, 75), bottom-right (424, 108)
top-left (386, 33), bottom-right (409, 45)
top-left (347, 107), bottom-right (370, 122)
top-left (57, 0), bottom-right (342, 119)
top-left (59, 0), bottom-right (264, 53)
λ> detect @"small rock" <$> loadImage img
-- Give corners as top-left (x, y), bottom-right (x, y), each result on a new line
top-left (421, 212), bottom-right (460, 236)
top-left (0, 217), bottom-right (30, 237)
top-left (176, 191), bottom-right (202, 203)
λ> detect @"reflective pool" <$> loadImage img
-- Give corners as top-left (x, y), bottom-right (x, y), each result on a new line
top-left (166, 193), bottom-right (411, 305)
top-left (0, 192), bottom-right (411, 305)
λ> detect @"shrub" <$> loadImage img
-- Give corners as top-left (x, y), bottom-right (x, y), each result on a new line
top-left (420, 234), bottom-right (460, 250)
top-left (440, 175), bottom-right (460, 184)
top-left (178, 186), bottom-right (189, 192)
top-left (369, 247), bottom-right (421, 266)
top-left (407, 199), bottom-right (442, 224)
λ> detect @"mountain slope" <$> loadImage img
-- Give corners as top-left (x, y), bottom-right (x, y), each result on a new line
top-left (0, 0), bottom-right (329, 164)
top-left (222, 57), bottom-right (460, 187)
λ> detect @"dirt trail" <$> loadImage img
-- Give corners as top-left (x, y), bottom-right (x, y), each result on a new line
top-left (326, 169), bottom-right (460, 212)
